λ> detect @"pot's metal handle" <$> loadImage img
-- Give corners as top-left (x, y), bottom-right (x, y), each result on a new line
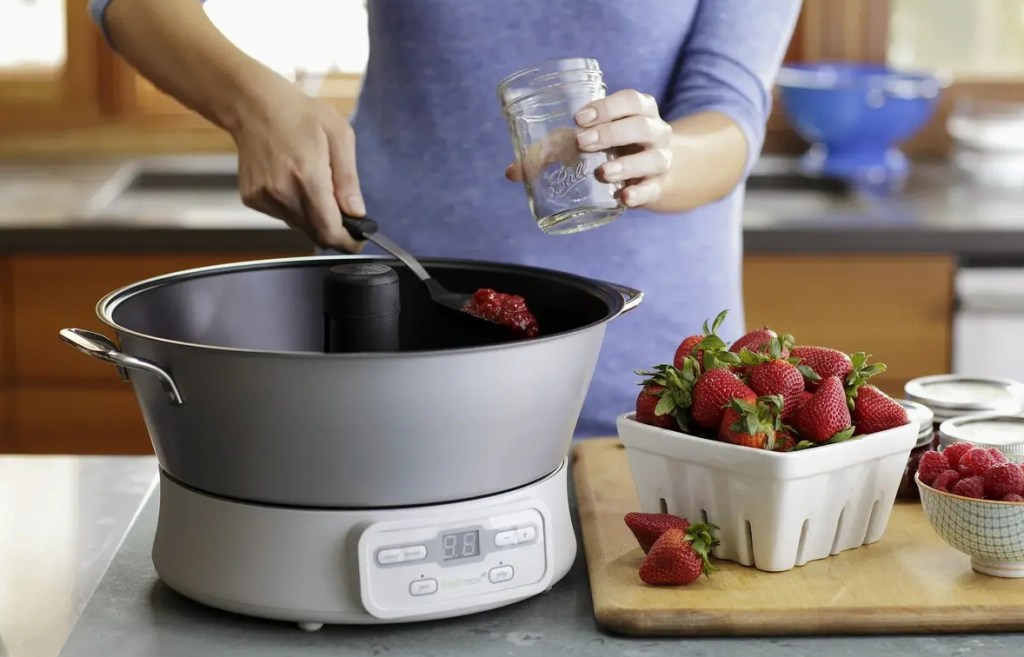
top-left (600, 281), bottom-right (644, 315)
top-left (58, 328), bottom-right (183, 405)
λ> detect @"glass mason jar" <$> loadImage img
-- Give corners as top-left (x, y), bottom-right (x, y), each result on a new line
top-left (497, 58), bottom-right (625, 235)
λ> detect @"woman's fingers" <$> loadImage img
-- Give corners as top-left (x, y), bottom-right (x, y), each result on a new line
top-left (619, 179), bottom-right (662, 208)
top-left (326, 120), bottom-right (366, 218)
top-left (577, 114), bottom-right (670, 152)
top-left (575, 89), bottom-right (659, 127)
top-left (300, 165), bottom-right (363, 253)
top-left (598, 148), bottom-right (673, 183)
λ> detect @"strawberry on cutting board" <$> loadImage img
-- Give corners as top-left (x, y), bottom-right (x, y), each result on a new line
top-left (624, 512), bottom-right (690, 554)
top-left (638, 522), bottom-right (720, 586)
top-left (792, 376), bottom-right (855, 444)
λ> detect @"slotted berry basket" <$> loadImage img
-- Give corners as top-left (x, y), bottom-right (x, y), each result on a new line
top-left (616, 413), bottom-right (917, 572)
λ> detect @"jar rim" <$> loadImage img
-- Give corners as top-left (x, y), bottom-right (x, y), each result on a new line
top-left (938, 412), bottom-right (1024, 453)
top-left (904, 374), bottom-right (1024, 416)
top-left (497, 57), bottom-right (603, 107)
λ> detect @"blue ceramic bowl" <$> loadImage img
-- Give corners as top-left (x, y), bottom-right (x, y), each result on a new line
top-left (776, 62), bottom-right (946, 185)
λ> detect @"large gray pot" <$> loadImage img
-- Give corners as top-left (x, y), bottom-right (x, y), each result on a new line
top-left (60, 255), bottom-right (641, 508)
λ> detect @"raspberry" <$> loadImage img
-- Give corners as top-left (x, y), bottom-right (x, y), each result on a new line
top-left (942, 442), bottom-right (974, 470)
top-left (1002, 493), bottom-right (1024, 503)
top-left (988, 448), bottom-right (1008, 464)
top-left (916, 451), bottom-right (948, 485)
top-left (930, 469), bottom-right (961, 493)
top-left (958, 448), bottom-right (999, 478)
top-left (984, 463), bottom-right (1024, 499)
top-left (952, 475), bottom-right (986, 499)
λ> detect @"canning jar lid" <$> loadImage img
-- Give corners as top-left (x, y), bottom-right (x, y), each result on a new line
top-left (898, 399), bottom-right (934, 446)
top-left (904, 374), bottom-right (1024, 422)
top-left (938, 413), bottom-right (1024, 457)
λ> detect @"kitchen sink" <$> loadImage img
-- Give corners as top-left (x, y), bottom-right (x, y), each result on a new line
top-left (75, 156), bottom-right (284, 229)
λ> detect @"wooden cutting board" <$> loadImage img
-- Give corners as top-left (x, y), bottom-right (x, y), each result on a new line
top-left (572, 438), bottom-right (1024, 637)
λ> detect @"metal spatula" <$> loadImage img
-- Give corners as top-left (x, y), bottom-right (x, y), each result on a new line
top-left (340, 213), bottom-right (490, 322)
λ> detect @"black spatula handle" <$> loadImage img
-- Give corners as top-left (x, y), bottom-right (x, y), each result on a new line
top-left (341, 213), bottom-right (379, 241)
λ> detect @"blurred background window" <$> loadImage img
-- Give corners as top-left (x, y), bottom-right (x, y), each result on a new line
top-left (888, 0), bottom-right (1024, 79)
top-left (0, 0), bottom-right (66, 73)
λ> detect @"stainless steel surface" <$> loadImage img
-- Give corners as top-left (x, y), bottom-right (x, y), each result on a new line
top-left (0, 455), bottom-right (157, 657)
top-left (58, 328), bottom-right (183, 404)
top-left (59, 255), bottom-right (641, 508)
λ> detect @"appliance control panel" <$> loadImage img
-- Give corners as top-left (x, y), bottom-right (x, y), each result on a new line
top-left (357, 502), bottom-right (550, 619)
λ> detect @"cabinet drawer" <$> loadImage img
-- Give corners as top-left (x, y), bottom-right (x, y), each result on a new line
top-left (11, 386), bottom-right (152, 454)
top-left (11, 253), bottom-right (292, 384)
top-left (0, 258), bottom-right (9, 383)
top-left (742, 255), bottom-right (955, 383)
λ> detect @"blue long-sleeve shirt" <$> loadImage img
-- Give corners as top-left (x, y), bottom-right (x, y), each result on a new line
top-left (90, 0), bottom-right (802, 437)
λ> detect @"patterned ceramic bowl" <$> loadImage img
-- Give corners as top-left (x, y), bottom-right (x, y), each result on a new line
top-left (916, 473), bottom-right (1024, 578)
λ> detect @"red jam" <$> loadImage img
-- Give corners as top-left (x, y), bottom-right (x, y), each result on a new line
top-left (465, 288), bottom-right (540, 339)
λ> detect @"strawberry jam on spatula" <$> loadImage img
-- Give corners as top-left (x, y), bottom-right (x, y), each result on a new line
top-left (464, 288), bottom-right (540, 339)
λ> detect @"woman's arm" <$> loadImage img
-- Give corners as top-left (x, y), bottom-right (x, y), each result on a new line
top-left (539, 0), bottom-right (802, 214)
top-left (90, 0), bottom-right (367, 251)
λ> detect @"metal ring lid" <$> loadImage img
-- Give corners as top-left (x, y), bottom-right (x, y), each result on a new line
top-left (898, 399), bottom-right (934, 437)
top-left (938, 413), bottom-right (1024, 456)
top-left (904, 375), bottom-right (1024, 422)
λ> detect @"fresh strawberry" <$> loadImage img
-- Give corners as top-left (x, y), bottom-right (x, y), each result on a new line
top-left (772, 429), bottom-right (798, 452)
top-left (623, 512), bottom-right (690, 554)
top-left (930, 469), bottom-right (961, 493)
top-left (782, 390), bottom-right (813, 422)
top-left (691, 368), bottom-right (756, 430)
top-left (718, 395), bottom-right (784, 450)
top-left (851, 385), bottom-right (909, 435)
top-left (952, 475), bottom-right (986, 499)
top-left (638, 522), bottom-right (719, 586)
top-left (917, 450), bottom-right (949, 486)
top-left (792, 376), bottom-right (855, 444)
top-left (958, 447), bottom-right (999, 478)
top-left (744, 351), bottom-right (805, 419)
top-left (673, 335), bottom-right (704, 369)
top-left (730, 327), bottom-right (794, 359)
top-left (635, 385), bottom-right (678, 430)
top-left (942, 442), bottom-right (974, 471)
top-left (789, 346), bottom-right (851, 391)
top-left (842, 352), bottom-right (888, 408)
top-left (633, 360), bottom-right (700, 431)
top-left (1002, 493), bottom-right (1024, 503)
top-left (984, 463), bottom-right (1024, 500)
top-left (674, 310), bottom-right (741, 372)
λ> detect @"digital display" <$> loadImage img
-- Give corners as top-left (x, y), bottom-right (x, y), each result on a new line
top-left (441, 530), bottom-right (480, 561)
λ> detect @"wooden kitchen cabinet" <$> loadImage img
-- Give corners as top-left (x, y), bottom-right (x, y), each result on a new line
top-left (742, 254), bottom-right (956, 399)
top-left (11, 253), bottom-right (286, 384)
top-left (4, 252), bottom-right (295, 454)
top-left (10, 387), bottom-right (149, 454)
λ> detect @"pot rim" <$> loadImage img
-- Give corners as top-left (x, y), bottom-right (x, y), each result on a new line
top-left (95, 254), bottom-right (642, 358)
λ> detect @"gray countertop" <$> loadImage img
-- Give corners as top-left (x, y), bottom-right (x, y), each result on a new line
top-left (3, 454), bottom-right (1021, 657)
top-left (2, 155), bottom-right (1024, 258)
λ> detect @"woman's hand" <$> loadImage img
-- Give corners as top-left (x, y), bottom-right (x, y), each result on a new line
top-left (505, 89), bottom-right (674, 209)
top-left (232, 83), bottom-right (366, 252)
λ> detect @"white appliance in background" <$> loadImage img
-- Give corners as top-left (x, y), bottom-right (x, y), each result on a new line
top-left (953, 266), bottom-right (1024, 382)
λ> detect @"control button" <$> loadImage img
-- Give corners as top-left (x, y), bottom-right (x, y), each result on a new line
top-left (494, 530), bottom-right (518, 548)
top-left (409, 578), bottom-right (438, 596)
top-left (488, 565), bottom-right (514, 583)
top-left (516, 525), bottom-right (537, 543)
top-left (402, 545), bottom-right (427, 561)
top-left (376, 548), bottom-right (404, 565)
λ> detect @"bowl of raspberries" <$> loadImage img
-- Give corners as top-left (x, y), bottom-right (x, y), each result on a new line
top-left (916, 441), bottom-right (1024, 578)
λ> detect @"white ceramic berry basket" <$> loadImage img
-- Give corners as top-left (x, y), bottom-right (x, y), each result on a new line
top-left (616, 413), bottom-right (917, 572)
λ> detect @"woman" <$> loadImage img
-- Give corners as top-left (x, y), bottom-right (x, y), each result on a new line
top-left (90, 0), bottom-right (802, 437)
